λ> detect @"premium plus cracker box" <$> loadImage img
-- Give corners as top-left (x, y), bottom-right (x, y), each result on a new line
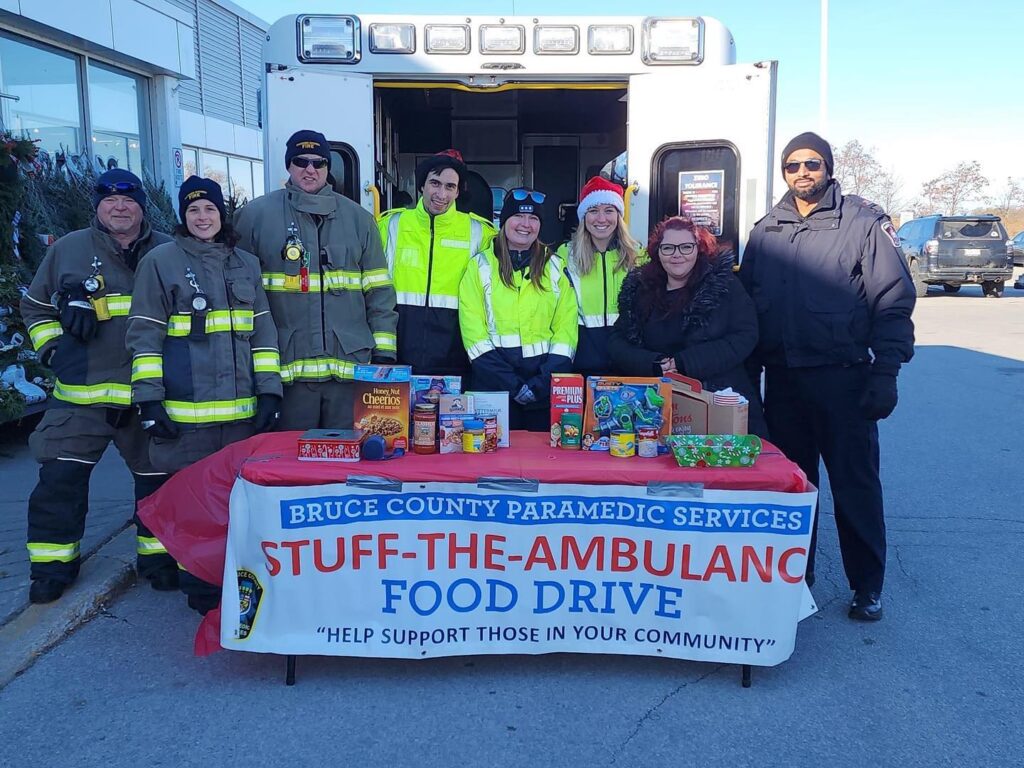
top-left (353, 364), bottom-right (412, 451)
top-left (549, 373), bottom-right (585, 448)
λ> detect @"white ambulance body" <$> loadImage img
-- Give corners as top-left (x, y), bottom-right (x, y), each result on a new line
top-left (261, 14), bottom-right (776, 253)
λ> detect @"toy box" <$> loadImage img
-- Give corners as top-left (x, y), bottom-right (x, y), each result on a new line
top-left (410, 375), bottom-right (462, 411)
top-left (667, 373), bottom-right (749, 435)
top-left (439, 393), bottom-right (474, 454)
top-left (549, 373), bottom-right (585, 448)
top-left (353, 364), bottom-right (411, 451)
top-left (465, 391), bottom-right (510, 448)
top-left (582, 376), bottom-right (672, 451)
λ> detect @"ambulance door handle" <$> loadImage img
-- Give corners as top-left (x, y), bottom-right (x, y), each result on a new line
top-left (623, 182), bottom-right (639, 226)
top-left (365, 183), bottom-right (381, 217)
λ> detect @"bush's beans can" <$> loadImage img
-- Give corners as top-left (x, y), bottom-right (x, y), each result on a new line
top-left (637, 426), bottom-right (659, 458)
top-left (610, 430), bottom-right (635, 458)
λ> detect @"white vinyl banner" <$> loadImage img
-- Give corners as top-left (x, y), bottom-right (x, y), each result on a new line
top-left (222, 479), bottom-right (818, 666)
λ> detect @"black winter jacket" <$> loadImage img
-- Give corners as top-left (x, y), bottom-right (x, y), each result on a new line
top-left (608, 255), bottom-right (766, 436)
top-left (739, 181), bottom-right (915, 373)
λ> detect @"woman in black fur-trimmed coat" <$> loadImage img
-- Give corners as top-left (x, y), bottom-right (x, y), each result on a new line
top-left (607, 216), bottom-right (767, 438)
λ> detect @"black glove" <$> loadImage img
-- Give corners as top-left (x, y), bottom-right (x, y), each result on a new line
top-left (138, 401), bottom-right (179, 440)
top-left (370, 354), bottom-right (393, 364)
top-left (56, 285), bottom-right (98, 341)
top-left (859, 370), bottom-right (898, 420)
top-left (253, 393), bottom-right (282, 433)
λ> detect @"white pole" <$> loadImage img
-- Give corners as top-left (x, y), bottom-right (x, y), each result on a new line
top-left (819, 0), bottom-right (829, 135)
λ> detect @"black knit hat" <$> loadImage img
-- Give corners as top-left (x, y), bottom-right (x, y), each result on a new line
top-left (499, 188), bottom-right (545, 229)
top-left (93, 169), bottom-right (147, 210)
top-left (284, 130), bottom-right (331, 169)
top-left (781, 131), bottom-right (834, 176)
top-left (178, 176), bottom-right (226, 223)
top-left (415, 149), bottom-right (468, 193)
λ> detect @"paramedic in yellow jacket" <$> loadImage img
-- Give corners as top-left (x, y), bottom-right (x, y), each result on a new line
top-left (235, 130), bottom-right (398, 430)
top-left (459, 188), bottom-right (578, 432)
top-left (556, 176), bottom-right (643, 379)
top-left (378, 150), bottom-right (496, 379)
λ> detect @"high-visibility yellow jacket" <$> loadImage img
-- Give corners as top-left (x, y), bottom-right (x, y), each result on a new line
top-left (557, 242), bottom-right (645, 378)
top-left (21, 220), bottom-right (171, 408)
top-left (459, 246), bottom-right (577, 402)
top-left (126, 235), bottom-right (282, 426)
top-left (378, 199), bottom-right (495, 377)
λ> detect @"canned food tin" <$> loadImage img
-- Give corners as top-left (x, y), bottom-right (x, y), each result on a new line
top-left (609, 430), bottom-right (636, 458)
top-left (637, 426), bottom-right (659, 458)
top-left (462, 419), bottom-right (486, 454)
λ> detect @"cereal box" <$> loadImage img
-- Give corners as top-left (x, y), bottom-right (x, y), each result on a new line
top-left (582, 376), bottom-right (672, 451)
top-left (465, 391), bottom-right (510, 448)
top-left (549, 373), bottom-right (585, 448)
top-left (439, 393), bottom-right (474, 454)
top-left (411, 375), bottom-right (462, 411)
top-left (353, 364), bottom-right (411, 451)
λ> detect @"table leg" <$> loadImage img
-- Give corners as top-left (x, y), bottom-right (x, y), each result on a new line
top-left (286, 654), bottom-right (296, 686)
top-left (741, 664), bottom-right (752, 688)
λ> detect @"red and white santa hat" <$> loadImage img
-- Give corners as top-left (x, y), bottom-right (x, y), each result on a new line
top-left (577, 176), bottom-right (625, 223)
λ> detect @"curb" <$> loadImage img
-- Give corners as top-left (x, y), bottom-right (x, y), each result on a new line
top-left (0, 529), bottom-right (138, 690)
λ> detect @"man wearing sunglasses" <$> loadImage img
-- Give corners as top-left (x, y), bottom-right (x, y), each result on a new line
top-left (378, 149), bottom-right (496, 381)
top-left (20, 168), bottom-right (178, 604)
top-left (235, 130), bottom-right (397, 429)
top-left (740, 131), bottom-right (916, 623)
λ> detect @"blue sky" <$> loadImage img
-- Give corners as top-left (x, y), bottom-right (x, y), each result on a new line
top-left (234, 0), bottom-right (1024, 208)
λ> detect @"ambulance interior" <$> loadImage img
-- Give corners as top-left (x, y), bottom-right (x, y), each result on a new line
top-left (373, 86), bottom-right (627, 246)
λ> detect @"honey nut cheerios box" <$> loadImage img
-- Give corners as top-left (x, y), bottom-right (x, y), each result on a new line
top-left (353, 364), bottom-right (412, 451)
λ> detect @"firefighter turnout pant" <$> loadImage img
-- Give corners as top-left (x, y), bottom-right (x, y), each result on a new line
top-left (27, 406), bottom-right (175, 585)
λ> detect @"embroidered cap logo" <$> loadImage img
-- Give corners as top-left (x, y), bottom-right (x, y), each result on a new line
top-left (185, 190), bottom-right (206, 202)
top-left (296, 141), bottom-right (321, 150)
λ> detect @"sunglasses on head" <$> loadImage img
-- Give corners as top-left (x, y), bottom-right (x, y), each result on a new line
top-left (291, 157), bottom-right (329, 170)
top-left (95, 181), bottom-right (139, 195)
top-left (510, 188), bottom-right (546, 204)
top-left (784, 159), bottom-right (824, 174)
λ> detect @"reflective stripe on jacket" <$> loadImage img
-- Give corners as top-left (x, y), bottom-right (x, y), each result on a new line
top-left (126, 235), bottom-right (282, 426)
top-left (235, 184), bottom-right (398, 383)
top-left (378, 199), bottom-right (496, 376)
top-left (21, 221), bottom-right (171, 407)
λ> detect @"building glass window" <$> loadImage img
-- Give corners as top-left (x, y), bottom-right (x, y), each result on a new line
top-left (0, 33), bottom-right (83, 159)
top-left (87, 61), bottom-right (148, 174)
top-left (252, 161), bottom-right (264, 199)
top-left (183, 146), bottom-right (199, 180)
top-left (227, 155), bottom-right (253, 202)
top-left (201, 151), bottom-right (230, 198)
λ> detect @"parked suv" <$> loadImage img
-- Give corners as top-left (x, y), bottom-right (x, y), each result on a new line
top-left (1011, 231), bottom-right (1024, 267)
top-left (896, 215), bottom-right (1014, 297)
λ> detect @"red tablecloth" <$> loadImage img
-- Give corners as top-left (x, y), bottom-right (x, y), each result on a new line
top-left (137, 430), bottom-right (807, 654)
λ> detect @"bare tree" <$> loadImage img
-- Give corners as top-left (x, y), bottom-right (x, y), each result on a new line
top-left (921, 161), bottom-right (989, 215)
top-left (987, 176), bottom-right (1024, 218)
top-left (873, 167), bottom-right (905, 216)
top-left (832, 140), bottom-right (882, 198)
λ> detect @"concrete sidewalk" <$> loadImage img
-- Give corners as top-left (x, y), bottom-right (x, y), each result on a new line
top-left (0, 418), bottom-right (140, 684)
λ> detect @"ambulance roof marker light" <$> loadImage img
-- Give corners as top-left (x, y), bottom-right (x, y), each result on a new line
top-left (425, 24), bottom-right (472, 55)
top-left (587, 24), bottom-right (634, 56)
top-left (534, 25), bottom-right (579, 55)
top-left (369, 23), bottom-right (416, 54)
top-left (297, 15), bottom-right (361, 64)
top-left (641, 17), bottom-right (704, 65)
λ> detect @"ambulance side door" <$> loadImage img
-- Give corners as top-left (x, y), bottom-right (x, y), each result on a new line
top-left (263, 68), bottom-right (374, 211)
top-left (627, 61), bottom-right (777, 260)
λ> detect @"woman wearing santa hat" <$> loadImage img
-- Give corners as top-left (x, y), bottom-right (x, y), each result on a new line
top-left (459, 188), bottom-right (578, 431)
top-left (557, 177), bottom-right (644, 379)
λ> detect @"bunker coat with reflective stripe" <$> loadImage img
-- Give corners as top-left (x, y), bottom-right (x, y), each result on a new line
top-left (235, 184), bottom-right (398, 384)
top-left (126, 235), bottom-right (282, 426)
top-left (557, 242), bottom-right (644, 379)
top-left (21, 220), bottom-right (170, 408)
top-left (378, 199), bottom-right (496, 377)
top-left (459, 247), bottom-right (578, 402)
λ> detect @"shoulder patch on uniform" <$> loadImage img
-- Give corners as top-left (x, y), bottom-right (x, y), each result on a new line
top-left (881, 220), bottom-right (900, 248)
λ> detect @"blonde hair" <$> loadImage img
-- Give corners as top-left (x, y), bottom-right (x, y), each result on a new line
top-left (568, 209), bottom-right (641, 276)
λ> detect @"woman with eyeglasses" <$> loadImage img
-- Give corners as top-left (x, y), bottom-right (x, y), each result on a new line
top-left (557, 177), bottom-right (644, 379)
top-left (608, 216), bottom-right (767, 437)
top-left (459, 188), bottom-right (578, 432)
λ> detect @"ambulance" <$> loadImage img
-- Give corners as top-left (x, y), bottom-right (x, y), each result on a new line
top-left (261, 14), bottom-right (777, 253)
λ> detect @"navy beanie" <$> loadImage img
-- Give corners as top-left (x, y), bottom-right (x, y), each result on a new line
top-left (178, 176), bottom-right (226, 223)
top-left (93, 169), bottom-right (146, 210)
top-left (499, 189), bottom-right (544, 229)
top-left (284, 130), bottom-right (331, 169)
top-left (781, 131), bottom-right (834, 176)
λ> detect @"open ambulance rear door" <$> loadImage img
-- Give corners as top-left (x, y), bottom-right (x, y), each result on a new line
top-left (626, 61), bottom-right (777, 259)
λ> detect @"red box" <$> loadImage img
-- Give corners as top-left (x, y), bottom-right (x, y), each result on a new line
top-left (549, 373), bottom-right (585, 448)
top-left (297, 429), bottom-right (365, 462)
